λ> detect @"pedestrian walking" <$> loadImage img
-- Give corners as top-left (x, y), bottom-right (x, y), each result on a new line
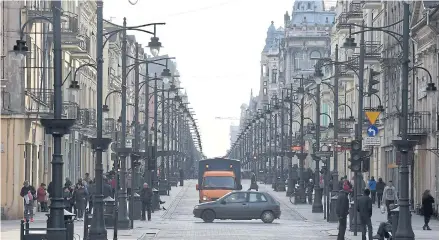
top-left (37, 183), bottom-right (48, 212)
top-left (179, 168), bottom-right (184, 186)
top-left (63, 185), bottom-right (73, 212)
top-left (248, 172), bottom-right (259, 191)
top-left (357, 189), bottom-right (373, 240)
top-left (368, 176), bottom-right (377, 204)
top-left (20, 180), bottom-right (36, 222)
top-left (376, 178), bottom-right (385, 208)
top-left (383, 180), bottom-right (398, 220)
top-left (336, 189), bottom-right (350, 240)
top-left (421, 189), bottom-right (435, 230)
top-left (140, 183), bottom-right (153, 221)
top-left (73, 183), bottom-right (88, 221)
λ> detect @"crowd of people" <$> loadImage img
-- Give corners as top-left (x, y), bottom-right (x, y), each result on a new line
top-left (20, 170), bottom-right (178, 223)
top-left (335, 176), bottom-right (435, 240)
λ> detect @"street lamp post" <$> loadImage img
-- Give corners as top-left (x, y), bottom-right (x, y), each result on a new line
top-left (116, 17), bottom-right (131, 230)
top-left (329, 44), bottom-right (340, 223)
top-left (295, 76), bottom-right (308, 204)
top-left (286, 85), bottom-right (295, 197)
top-left (312, 73), bottom-right (323, 213)
top-left (17, 1), bottom-right (78, 239)
top-left (278, 91), bottom-right (286, 192)
top-left (392, 4), bottom-right (416, 239)
top-left (273, 102), bottom-right (278, 190)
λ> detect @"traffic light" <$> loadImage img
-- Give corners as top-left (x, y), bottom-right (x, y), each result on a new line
top-left (367, 69), bottom-right (380, 96)
top-left (362, 157), bottom-right (370, 172)
top-left (349, 140), bottom-right (362, 172)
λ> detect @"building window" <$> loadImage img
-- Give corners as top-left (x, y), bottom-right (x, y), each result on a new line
top-left (308, 3), bottom-right (311, 9)
top-left (326, 17), bottom-right (329, 23)
top-left (272, 69), bottom-right (277, 83)
top-left (303, 16), bottom-right (307, 23)
top-left (297, 4), bottom-right (300, 10)
top-left (263, 88), bottom-right (267, 95)
top-left (263, 81), bottom-right (267, 86)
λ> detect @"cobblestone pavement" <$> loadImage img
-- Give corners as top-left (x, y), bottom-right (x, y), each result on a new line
top-left (3, 180), bottom-right (438, 239)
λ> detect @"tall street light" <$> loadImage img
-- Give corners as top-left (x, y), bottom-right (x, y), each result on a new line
top-left (12, 1), bottom-right (76, 239)
top-left (92, 3), bottom-right (164, 236)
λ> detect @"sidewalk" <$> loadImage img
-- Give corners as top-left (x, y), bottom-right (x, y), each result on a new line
top-left (262, 183), bottom-right (439, 239)
top-left (0, 181), bottom-right (191, 240)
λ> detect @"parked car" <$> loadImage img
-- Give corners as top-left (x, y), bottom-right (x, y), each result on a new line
top-left (193, 191), bottom-right (281, 223)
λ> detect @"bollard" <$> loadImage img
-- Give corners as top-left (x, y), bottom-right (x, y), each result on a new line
top-left (103, 196), bottom-right (116, 228)
top-left (391, 207), bottom-right (400, 236)
top-left (83, 210), bottom-right (89, 240)
top-left (349, 201), bottom-right (361, 232)
top-left (129, 193), bottom-right (141, 220)
top-left (65, 219), bottom-right (74, 240)
top-left (328, 195), bottom-right (338, 223)
top-left (20, 220), bottom-right (25, 240)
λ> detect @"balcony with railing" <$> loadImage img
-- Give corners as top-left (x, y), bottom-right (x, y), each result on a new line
top-left (24, 88), bottom-right (54, 116)
top-left (336, 13), bottom-right (350, 34)
top-left (364, 41), bottom-right (383, 64)
top-left (104, 118), bottom-right (117, 136)
top-left (403, 111), bottom-right (431, 141)
top-left (338, 118), bottom-right (355, 138)
top-left (346, 2), bottom-right (363, 24)
top-left (339, 65), bottom-right (356, 82)
top-left (62, 101), bottom-right (79, 119)
top-left (70, 36), bottom-right (92, 60)
top-left (78, 108), bottom-right (97, 129)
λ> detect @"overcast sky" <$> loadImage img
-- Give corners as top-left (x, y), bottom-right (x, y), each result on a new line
top-left (104, 0), bottom-right (300, 157)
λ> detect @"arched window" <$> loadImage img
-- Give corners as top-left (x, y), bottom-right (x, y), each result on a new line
top-left (310, 51), bottom-right (321, 68)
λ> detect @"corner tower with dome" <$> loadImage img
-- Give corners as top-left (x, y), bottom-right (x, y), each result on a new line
top-left (259, 1), bottom-right (336, 103)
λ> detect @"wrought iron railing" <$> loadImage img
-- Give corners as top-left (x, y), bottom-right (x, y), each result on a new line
top-left (78, 108), bottom-right (97, 128)
top-left (404, 111), bottom-right (431, 135)
top-left (62, 101), bottom-right (79, 119)
top-left (24, 88), bottom-right (54, 114)
top-left (104, 118), bottom-right (117, 135)
top-left (336, 13), bottom-right (350, 31)
top-left (365, 41), bottom-right (383, 58)
top-left (347, 2), bottom-right (362, 19)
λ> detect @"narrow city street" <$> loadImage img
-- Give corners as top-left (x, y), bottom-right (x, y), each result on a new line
top-left (2, 181), bottom-right (439, 239)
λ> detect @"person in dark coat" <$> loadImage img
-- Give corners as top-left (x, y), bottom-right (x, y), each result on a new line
top-left (179, 168), bottom-right (184, 186)
top-left (103, 178), bottom-right (113, 198)
top-left (140, 183), bottom-right (153, 221)
top-left (376, 178), bottom-right (386, 208)
top-left (20, 180), bottom-right (36, 222)
top-left (73, 183), bottom-right (88, 221)
top-left (422, 189), bottom-right (435, 230)
top-left (63, 185), bottom-right (73, 212)
top-left (248, 172), bottom-right (258, 191)
top-left (357, 189), bottom-right (373, 240)
top-left (336, 189), bottom-right (350, 240)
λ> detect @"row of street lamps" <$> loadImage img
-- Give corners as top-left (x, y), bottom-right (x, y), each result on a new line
top-left (228, 3), bottom-right (437, 239)
top-left (12, 1), bottom-right (203, 240)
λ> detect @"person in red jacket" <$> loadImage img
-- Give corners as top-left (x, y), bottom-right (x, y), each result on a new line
top-left (37, 183), bottom-right (48, 212)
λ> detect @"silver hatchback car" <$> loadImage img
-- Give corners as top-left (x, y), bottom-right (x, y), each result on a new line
top-left (193, 191), bottom-right (281, 223)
